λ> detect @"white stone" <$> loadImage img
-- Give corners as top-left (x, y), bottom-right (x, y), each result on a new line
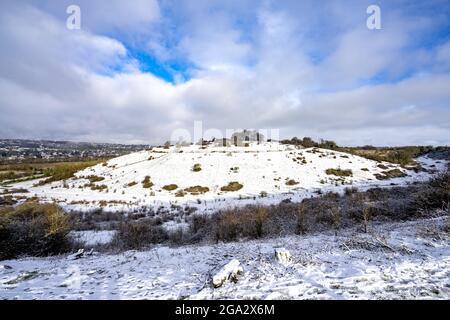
top-left (212, 259), bottom-right (243, 288)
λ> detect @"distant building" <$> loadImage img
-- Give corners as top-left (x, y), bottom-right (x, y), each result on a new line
top-left (212, 130), bottom-right (265, 147)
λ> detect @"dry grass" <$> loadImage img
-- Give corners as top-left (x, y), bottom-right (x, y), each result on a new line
top-left (37, 160), bottom-right (104, 185)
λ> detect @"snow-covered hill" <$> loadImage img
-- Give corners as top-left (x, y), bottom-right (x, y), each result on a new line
top-left (9, 142), bottom-right (447, 212)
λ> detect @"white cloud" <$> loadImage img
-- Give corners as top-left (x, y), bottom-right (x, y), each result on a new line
top-left (0, 0), bottom-right (449, 146)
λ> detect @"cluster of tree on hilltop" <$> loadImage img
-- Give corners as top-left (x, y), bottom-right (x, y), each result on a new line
top-left (280, 137), bottom-right (338, 149)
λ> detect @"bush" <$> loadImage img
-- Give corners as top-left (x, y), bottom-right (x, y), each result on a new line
top-left (215, 207), bottom-right (269, 241)
top-left (111, 219), bottom-right (168, 250)
top-left (192, 164), bottom-right (202, 172)
top-left (163, 184), bottom-right (178, 191)
top-left (0, 203), bottom-right (73, 260)
top-left (184, 186), bottom-right (209, 195)
top-left (286, 179), bottom-right (299, 186)
top-left (175, 190), bottom-right (186, 197)
top-left (142, 176), bottom-right (153, 189)
top-left (86, 175), bottom-right (105, 183)
top-left (295, 204), bottom-right (307, 234)
top-left (344, 186), bottom-right (358, 195)
top-left (374, 169), bottom-right (406, 180)
top-left (413, 172), bottom-right (449, 211)
top-left (90, 184), bottom-right (108, 191)
top-left (221, 182), bottom-right (243, 192)
top-left (325, 168), bottom-right (353, 177)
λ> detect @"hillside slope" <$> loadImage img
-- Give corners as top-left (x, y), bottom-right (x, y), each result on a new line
top-left (7, 142), bottom-right (447, 212)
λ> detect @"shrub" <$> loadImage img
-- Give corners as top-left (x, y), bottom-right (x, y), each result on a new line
top-left (192, 164), bottom-right (202, 172)
top-left (330, 206), bottom-right (341, 229)
top-left (86, 175), bottom-right (105, 183)
top-left (374, 169), bottom-right (406, 180)
top-left (111, 219), bottom-right (168, 250)
top-left (325, 168), bottom-right (353, 177)
top-left (221, 182), bottom-right (243, 192)
top-left (215, 207), bottom-right (269, 241)
top-left (175, 190), bottom-right (186, 197)
top-left (412, 172), bottom-right (449, 210)
top-left (184, 186), bottom-right (209, 195)
top-left (0, 203), bottom-right (73, 260)
top-left (163, 184), bottom-right (178, 191)
top-left (90, 184), bottom-right (107, 191)
top-left (344, 187), bottom-right (358, 195)
top-left (286, 179), bottom-right (299, 186)
top-left (142, 176), bottom-right (153, 189)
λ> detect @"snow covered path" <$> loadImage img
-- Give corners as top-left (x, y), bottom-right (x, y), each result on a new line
top-left (1, 216), bottom-right (449, 300)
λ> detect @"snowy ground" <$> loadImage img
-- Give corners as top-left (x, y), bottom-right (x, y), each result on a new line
top-left (2, 142), bottom-right (447, 213)
top-left (1, 215), bottom-right (449, 300)
top-left (69, 230), bottom-right (117, 247)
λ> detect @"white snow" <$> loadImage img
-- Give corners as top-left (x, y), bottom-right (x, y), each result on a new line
top-left (274, 248), bottom-right (291, 265)
top-left (212, 259), bottom-right (243, 288)
top-left (69, 230), bottom-right (116, 247)
top-left (5, 142), bottom-right (447, 213)
top-left (1, 215), bottom-right (449, 300)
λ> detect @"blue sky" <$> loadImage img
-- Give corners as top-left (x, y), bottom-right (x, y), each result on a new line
top-left (0, 0), bottom-right (449, 146)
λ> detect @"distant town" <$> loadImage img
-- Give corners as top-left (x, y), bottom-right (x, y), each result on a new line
top-left (0, 139), bottom-right (150, 163)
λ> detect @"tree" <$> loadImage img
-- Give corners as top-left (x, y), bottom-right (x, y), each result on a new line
top-left (301, 137), bottom-right (316, 148)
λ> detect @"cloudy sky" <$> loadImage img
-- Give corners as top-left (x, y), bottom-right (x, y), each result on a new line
top-left (0, 0), bottom-right (449, 146)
